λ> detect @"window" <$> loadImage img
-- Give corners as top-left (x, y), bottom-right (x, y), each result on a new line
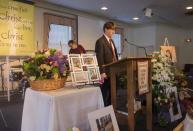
top-left (112, 27), bottom-right (124, 59)
top-left (48, 24), bottom-right (72, 54)
top-left (44, 13), bottom-right (77, 54)
top-left (112, 34), bottom-right (121, 56)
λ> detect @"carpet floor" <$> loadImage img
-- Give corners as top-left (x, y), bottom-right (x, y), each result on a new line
top-left (0, 93), bottom-right (184, 131)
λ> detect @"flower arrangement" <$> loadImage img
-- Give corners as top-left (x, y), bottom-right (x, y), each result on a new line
top-left (23, 49), bottom-right (69, 81)
top-left (151, 51), bottom-right (176, 126)
top-left (152, 52), bottom-right (175, 106)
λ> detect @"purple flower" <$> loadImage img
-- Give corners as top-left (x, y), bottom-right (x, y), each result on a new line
top-left (48, 55), bottom-right (68, 74)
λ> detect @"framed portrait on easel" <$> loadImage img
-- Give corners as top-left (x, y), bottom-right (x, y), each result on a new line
top-left (160, 37), bottom-right (177, 63)
top-left (166, 87), bottom-right (182, 122)
top-left (68, 54), bottom-right (101, 85)
top-left (160, 46), bottom-right (177, 63)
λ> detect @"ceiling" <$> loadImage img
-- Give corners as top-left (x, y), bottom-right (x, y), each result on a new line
top-left (42, 0), bottom-right (193, 28)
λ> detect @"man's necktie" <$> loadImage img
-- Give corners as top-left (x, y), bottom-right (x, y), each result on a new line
top-left (109, 39), bottom-right (117, 62)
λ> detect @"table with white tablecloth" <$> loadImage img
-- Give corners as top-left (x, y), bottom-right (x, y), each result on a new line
top-left (21, 85), bottom-right (104, 131)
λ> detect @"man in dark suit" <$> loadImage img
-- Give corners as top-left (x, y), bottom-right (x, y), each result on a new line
top-left (95, 22), bottom-right (118, 106)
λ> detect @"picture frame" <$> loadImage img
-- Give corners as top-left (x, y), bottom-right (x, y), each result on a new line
top-left (137, 61), bottom-right (149, 95)
top-left (71, 71), bottom-right (89, 83)
top-left (68, 54), bottom-right (82, 71)
top-left (160, 45), bottom-right (177, 63)
top-left (88, 105), bottom-right (119, 131)
top-left (87, 67), bottom-right (101, 82)
top-left (70, 56), bottom-right (83, 71)
top-left (81, 54), bottom-right (98, 66)
top-left (166, 87), bottom-right (182, 122)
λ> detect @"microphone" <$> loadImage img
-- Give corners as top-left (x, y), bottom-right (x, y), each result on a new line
top-left (124, 38), bottom-right (147, 57)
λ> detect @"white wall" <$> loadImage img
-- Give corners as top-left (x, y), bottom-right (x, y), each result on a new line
top-left (122, 24), bottom-right (156, 58)
top-left (34, 1), bottom-right (128, 51)
top-left (78, 16), bottom-right (105, 50)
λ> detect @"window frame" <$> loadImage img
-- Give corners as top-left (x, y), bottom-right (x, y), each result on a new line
top-left (44, 13), bottom-right (78, 49)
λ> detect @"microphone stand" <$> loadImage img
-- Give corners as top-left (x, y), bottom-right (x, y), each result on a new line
top-left (124, 39), bottom-right (148, 57)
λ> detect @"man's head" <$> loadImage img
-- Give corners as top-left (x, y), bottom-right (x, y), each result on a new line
top-left (68, 40), bottom-right (77, 49)
top-left (103, 22), bottom-right (116, 39)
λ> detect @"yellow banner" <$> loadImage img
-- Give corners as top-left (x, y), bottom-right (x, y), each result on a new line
top-left (0, 0), bottom-right (35, 56)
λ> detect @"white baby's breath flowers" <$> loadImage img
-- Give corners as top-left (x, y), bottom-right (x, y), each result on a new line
top-left (152, 51), bottom-right (176, 104)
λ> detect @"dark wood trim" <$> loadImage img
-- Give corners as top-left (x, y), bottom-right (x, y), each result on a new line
top-left (44, 12), bottom-right (77, 20)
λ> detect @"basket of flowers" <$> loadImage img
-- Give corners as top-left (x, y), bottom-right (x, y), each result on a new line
top-left (23, 49), bottom-right (69, 91)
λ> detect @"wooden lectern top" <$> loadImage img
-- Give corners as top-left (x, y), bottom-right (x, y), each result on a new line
top-left (103, 57), bottom-right (152, 68)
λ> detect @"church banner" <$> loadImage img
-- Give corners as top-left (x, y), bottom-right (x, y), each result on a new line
top-left (0, 0), bottom-right (35, 56)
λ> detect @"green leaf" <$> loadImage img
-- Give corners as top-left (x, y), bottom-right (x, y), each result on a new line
top-left (50, 49), bottom-right (56, 55)
top-left (52, 67), bottom-right (59, 74)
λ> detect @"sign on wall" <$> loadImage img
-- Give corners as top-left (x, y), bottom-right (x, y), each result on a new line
top-left (0, 0), bottom-right (35, 56)
top-left (137, 61), bottom-right (149, 95)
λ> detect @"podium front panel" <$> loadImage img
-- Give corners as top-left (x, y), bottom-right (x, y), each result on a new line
top-left (116, 72), bottom-right (128, 114)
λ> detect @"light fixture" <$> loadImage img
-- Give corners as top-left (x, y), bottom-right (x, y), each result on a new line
top-left (133, 17), bottom-right (139, 20)
top-left (144, 8), bottom-right (153, 17)
top-left (186, 6), bottom-right (193, 10)
top-left (185, 38), bottom-right (192, 43)
top-left (101, 6), bottom-right (108, 11)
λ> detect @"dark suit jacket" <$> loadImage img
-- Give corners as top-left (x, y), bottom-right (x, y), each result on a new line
top-left (95, 35), bottom-right (118, 75)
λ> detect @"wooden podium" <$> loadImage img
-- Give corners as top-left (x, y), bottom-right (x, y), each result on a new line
top-left (105, 58), bottom-right (152, 131)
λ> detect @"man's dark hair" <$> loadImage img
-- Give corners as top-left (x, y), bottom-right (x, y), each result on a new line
top-left (68, 40), bottom-right (76, 45)
top-left (103, 22), bottom-right (116, 32)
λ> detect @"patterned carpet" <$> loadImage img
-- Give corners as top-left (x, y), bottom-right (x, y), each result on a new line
top-left (0, 93), bottom-right (184, 131)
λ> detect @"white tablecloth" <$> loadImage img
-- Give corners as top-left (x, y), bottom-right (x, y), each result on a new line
top-left (21, 85), bottom-right (104, 131)
top-left (184, 114), bottom-right (193, 131)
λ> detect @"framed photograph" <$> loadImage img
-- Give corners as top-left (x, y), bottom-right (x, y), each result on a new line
top-left (70, 57), bottom-right (83, 71)
top-left (166, 87), bottom-right (182, 122)
top-left (71, 71), bottom-right (89, 83)
top-left (88, 105), bottom-right (119, 131)
top-left (88, 67), bottom-right (101, 82)
top-left (81, 54), bottom-right (98, 66)
top-left (70, 72), bottom-right (75, 83)
top-left (160, 45), bottom-right (177, 63)
top-left (68, 54), bottom-right (81, 57)
top-left (137, 61), bottom-right (149, 95)
top-left (68, 54), bottom-right (82, 71)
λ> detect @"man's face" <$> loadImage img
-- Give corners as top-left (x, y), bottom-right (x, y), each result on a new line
top-left (68, 42), bottom-right (77, 49)
top-left (105, 28), bottom-right (115, 39)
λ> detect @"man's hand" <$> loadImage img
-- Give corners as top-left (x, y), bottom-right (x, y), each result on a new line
top-left (101, 73), bottom-right (107, 80)
top-left (99, 73), bottom-right (107, 84)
